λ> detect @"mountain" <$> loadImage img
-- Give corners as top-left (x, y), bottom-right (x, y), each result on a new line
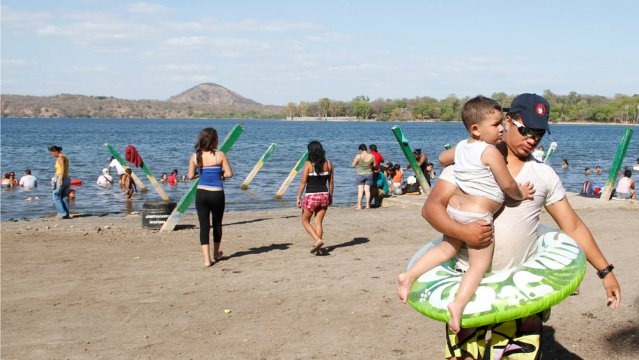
top-left (0, 83), bottom-right (281, 118)
top-left (168, 83), bottom-right (262, 107)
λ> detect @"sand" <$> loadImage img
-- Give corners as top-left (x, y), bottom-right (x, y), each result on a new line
top-left (1, 193), bottom-right (638, 359)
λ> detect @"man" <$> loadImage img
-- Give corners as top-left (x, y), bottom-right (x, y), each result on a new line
top-left (108, 156), bottom-right (126, 188)
top-left (19, 169), bottom-right (37, 188)
top-left (422, 93), bottom-right (621, 360)
top-left (369, 144), bottom-right (385, 167)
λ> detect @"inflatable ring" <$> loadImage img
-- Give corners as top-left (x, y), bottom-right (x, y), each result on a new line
top-left (406, 225), bottom-right (586, 328)
top-left (70, 179), bottom-right (83, 185)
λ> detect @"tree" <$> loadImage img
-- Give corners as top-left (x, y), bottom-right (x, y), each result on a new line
top-left (285, 102), bottom-right (297, 118)
top-left (317, 98), bottom-right (330, 118)
top-left (351, 96), bottom-right (371, 119)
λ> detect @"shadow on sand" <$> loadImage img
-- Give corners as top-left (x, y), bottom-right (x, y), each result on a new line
top-left (315, 237), bottom-right (370, 256)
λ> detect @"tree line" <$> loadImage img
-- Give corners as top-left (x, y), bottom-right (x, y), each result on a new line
top-left (285, 91), bottom-right (639, 123)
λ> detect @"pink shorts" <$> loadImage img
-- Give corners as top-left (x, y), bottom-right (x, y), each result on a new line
top-left (302, 192), bottom-right (330, 211)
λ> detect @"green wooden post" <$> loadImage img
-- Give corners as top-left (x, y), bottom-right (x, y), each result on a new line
top-left (275, 151), bottom-right (309, 199)
top-left (241, 143), bottom-right (276, 190)
top-left (160, 124), bottom-right (244, 232)
top-left (391, 125), bottom-right (430, 194)
top-left (600, 128), bottom-right (633, 201)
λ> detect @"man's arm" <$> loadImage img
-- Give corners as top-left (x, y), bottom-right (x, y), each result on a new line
top-left (546, 197), bottom-right (621, 309)
top-left (421, 177), bottom-right (493, 247)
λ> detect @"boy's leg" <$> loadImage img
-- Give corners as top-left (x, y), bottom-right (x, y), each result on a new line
top-left (397, 236), bottom-right (462, 303)
top-left (447, 242), bottom-right (494, 333)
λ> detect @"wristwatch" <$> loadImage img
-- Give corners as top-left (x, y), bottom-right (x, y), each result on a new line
top-left (596, 264), bottom-right (614, 279)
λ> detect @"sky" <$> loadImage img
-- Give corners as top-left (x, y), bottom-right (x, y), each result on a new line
top-left (2, 0), bottom-right (638, 106)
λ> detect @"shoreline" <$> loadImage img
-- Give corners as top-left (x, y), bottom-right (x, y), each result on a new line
top-left (1, 192), bottom-right (637, 359)
top-left (2, 191), bottom-right (635, 224)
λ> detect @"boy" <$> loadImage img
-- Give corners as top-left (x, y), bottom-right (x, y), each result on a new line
top-left (397, 96), bottom-right (534, 333)
top-left (122, 168), bottom-right (136, 200)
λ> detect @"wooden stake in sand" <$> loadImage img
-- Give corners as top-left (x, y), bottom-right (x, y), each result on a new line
top-left (600, 128), bottom-right (634, 201)
top-left (391, 125), bottom-right (431, 194)
top-left (275, 151), bottom-right (308, 199)
top-left (241, 143), bottom-right (276, 190)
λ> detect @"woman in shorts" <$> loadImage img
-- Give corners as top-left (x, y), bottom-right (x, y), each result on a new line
top-left (296, 141), bottom-right (334, 254)
top-left (350, 143), bottom-right (374, 209)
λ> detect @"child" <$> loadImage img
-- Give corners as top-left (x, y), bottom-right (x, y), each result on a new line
top-left (122, 168), bottom-right (136, 200)
top-left (397, 96), bottom-right (534, 333)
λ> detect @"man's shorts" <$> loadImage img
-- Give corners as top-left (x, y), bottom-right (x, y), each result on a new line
top-left (302, 192), bottom-right (330, 212)
top-left (445, 311), bottom-right (547, 360)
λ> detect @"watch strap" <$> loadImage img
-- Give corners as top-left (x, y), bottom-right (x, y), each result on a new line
top-left (596, 264), bottom-right (614, 279)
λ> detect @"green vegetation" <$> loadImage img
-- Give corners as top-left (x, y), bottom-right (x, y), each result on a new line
top-left (286, 91), bottom-right (639, 123)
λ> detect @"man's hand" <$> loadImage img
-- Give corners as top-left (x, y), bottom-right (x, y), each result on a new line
top-left (462, 220), bottom-right (493, 247)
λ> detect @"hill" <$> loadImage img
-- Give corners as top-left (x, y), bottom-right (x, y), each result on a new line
top-left (0, 84), bottom-right (282, 119)
top-left (168, 83), bottom-right (262, 107)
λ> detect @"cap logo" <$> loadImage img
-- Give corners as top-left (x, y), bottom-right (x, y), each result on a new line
top-left (535, 103), bottom-right (547, 116)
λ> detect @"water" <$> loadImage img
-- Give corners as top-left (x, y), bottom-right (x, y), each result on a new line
top-left (1, 118), bottom-right (637, 220)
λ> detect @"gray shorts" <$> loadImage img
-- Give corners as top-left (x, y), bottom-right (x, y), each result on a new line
top-left (355, 174), bottom-right (373, 186)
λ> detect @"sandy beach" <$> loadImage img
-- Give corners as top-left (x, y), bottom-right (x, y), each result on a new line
top-left (1, 193), bottom-right (637, 359)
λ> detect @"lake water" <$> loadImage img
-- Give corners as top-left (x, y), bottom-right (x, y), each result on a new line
top-left (1, 118), bottom-right (638, 221)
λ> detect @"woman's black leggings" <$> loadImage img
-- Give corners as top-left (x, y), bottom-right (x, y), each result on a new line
top-left (195, 189), bottom-right (225, 245)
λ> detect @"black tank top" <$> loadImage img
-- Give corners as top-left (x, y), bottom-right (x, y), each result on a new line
top-left (306, 162), bottom-right (330, 193)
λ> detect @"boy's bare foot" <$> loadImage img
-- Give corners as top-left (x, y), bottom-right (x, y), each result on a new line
top-left (447, 302), bottom-right (463, 333)
top-left (396, 273), bottom-right (412, 304)
top-left (203, 261), bottom-right (213, 267)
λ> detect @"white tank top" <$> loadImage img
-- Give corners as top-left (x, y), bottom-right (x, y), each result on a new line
top-left (453, 139), bottom-right (504, 204)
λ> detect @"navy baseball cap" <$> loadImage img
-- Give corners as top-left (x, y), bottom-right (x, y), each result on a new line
top-left (508, 93), bottom-right (551, 134)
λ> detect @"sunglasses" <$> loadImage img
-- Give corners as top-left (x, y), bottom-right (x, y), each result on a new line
top-left (511, 119), bottom-right (545, 141)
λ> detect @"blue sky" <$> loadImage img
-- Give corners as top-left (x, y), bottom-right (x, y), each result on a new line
top-left (2, 0), bottom-right (637, 105)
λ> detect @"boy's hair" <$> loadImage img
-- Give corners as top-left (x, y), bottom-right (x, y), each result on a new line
top-left (461, 96), bottom-right (502, 130)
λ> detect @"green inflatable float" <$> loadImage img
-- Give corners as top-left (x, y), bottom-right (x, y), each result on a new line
top-left (406, 225), bottom-right (586, 328)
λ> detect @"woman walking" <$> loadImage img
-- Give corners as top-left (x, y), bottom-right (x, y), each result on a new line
top-left (48, 145), bottom-right (71, 219)
top-left (351, 143), bottom-right (374, 209)
top-left (188, 128), bottom-right (233, 267)
top-left (296, 141), bottom-right (334, 254)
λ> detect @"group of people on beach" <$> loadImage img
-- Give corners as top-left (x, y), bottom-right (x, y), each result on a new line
top-left (350, 143), bottom-right (435, 209)
top-left (34, 91), bottom-right (626, 359)
top-left (186, 93), bottom-right (622, 359)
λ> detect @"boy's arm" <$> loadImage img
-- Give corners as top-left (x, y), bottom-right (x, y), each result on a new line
top-left (546, 197), bottom-right (621, 309)
top-left (482, 146), bottom-right (534, 200)
top-left (422, 170), bottom-right (493, 247)
top-left (438, 148), bottom-right (455, 166)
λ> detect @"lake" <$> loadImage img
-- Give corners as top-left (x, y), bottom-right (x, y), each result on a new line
top-left (1, 118), bottom-right (637, 220)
